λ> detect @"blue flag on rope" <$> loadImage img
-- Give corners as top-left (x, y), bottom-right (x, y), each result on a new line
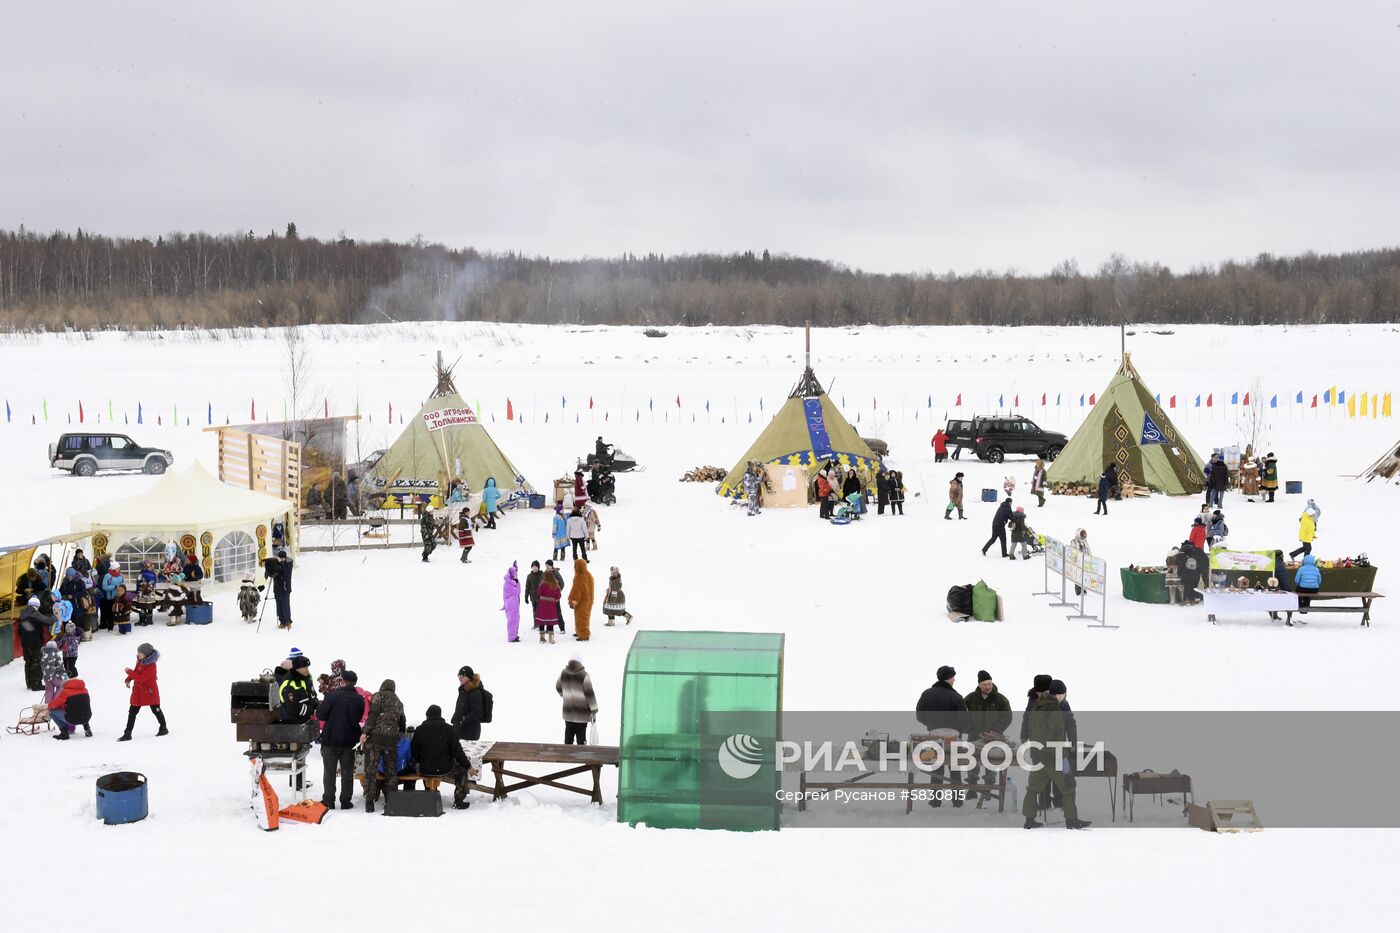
top-left (1295, 391), bottom-right (1303, 404)
top-left (1194, 395), bottom-right (1201, 407)
top-left (138, 402), bottom-right (143, 424)
top-left (1231, 392), bottom-right (1238, 405)
top-left (1270, 395), bottom-right (1278, 408)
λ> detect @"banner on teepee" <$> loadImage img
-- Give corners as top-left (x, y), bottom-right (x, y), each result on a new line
top-left (1140, 412), bottom-right (1167, 445)
top-left (424, 407), bottom-right (479, 431)
top-left (802, 398), bottom-right (835, 460)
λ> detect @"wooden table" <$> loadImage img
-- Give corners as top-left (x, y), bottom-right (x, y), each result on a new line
top-left (1284, 591), bottom-right (1384, 627)
top-left (797, 739), bottom-right (1014, 815)
top-left (483, 742), bottom-right (619, 805)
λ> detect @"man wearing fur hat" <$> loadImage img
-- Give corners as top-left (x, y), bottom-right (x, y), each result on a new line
top-left (915, 665), bottom-right (972, 807)
top-left (1022, 674), bottom-right (1089, 830)
top-left (964, 670), bottom-right (1012, 796)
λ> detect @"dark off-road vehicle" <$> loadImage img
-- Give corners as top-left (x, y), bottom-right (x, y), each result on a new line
top-left (944, 416), bottom-right (1066, 464)
top-left (49, 433), bottom-right (174, 476)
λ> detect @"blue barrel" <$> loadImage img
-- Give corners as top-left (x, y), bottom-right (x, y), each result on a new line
top-left (529, 493), bottom-right (547, 509)
top-left (186, 603), bottom-right (213, 625)
top-left (981, 488), bottom-right (998, 502)
top-left (96, 772), bottom-right (148, 825)
top-left (1285, 480), bottom-right (1302, 494)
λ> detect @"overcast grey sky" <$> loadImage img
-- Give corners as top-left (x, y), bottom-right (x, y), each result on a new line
top-left (3, 1), bottom-right (1397, 274)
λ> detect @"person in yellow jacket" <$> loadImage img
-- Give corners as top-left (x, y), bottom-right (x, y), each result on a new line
top-left (567, 558), bottom-right (595, 641)
top-left (1289, 510), bottom-right (1316, 559)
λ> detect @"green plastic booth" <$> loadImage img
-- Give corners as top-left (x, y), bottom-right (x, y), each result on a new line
top-left (618, 631), bottom-right (784, 831)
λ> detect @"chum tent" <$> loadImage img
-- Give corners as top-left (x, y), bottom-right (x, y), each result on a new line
top-left (718, 364), bottom-right (879, 502)
top-left (70, 461), bottom-right (296, 581)
top-left (1046, 354), bottom-right (1207, 495)
top-left (1360, 441), bottom-right (1400, 483)
top-left (368, 354), bottom-right (532, 499)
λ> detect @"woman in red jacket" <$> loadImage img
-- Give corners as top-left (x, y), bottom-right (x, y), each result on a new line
top-left (1188, 516), bottom-right (1207, 551)
top-left (118, 642), bottom-right (168, 741)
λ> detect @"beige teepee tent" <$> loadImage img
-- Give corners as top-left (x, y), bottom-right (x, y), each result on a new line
top-left (718, 355), bottom-right (878, 502)
top-left (367, 354), bottom-right (531, 499)
top-left (1046, 354), bottom-right (1207, 495)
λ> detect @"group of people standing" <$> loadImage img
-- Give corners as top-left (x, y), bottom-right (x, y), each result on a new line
top-left (916, 666), bottom-right (1089, 829)
top-left (273, 647), bottom-right (600, 815)
top-left (508, 559), bottom-right (632, 645)
top-left (809, 462), bottom-right (905, 521)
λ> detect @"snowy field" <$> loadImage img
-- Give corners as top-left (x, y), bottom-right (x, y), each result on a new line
top-left (3, 322), bottom-right (1399, 930)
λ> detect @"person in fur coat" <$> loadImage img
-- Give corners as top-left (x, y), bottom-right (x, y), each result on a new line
top-left (567, 558), bottom-right (595, 641)
top-left (502, 562), bottom-right (522, 642)
top-left (602, 566), bottom-right (632, 625)
top-left (555, 653), bottom-right (598, 745)
top-left (535, 572), bottom-right (563, 643)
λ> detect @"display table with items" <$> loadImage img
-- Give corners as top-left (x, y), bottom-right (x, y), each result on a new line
top-left (1281, 559), bottom-right (1377, 593)
top-left (1120, 568), bottom-right (1170, 604)
top-left (1202, 589), bottom-right (1298, 624)
top-left (796, 732), bottom-right (1017, 816)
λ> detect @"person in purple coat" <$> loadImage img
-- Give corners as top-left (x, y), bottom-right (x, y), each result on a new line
top-left (502, 562), bottom-right (521, 643)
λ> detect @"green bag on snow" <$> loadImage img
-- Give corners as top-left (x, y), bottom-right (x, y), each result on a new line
top-left (972, 580), bottom-right (998, 622)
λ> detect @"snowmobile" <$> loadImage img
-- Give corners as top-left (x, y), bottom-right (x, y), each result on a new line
top-left (577, 447), bottom-right (642, 473)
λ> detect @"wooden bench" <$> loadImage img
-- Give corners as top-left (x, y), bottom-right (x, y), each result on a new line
top-left (484, 742), bottom-right (619, 805)
top-left (1285, 591), bottom-right (1383, 627)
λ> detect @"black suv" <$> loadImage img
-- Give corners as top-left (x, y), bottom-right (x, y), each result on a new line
top-left (49, 433), bottom-right (174, 476)
top-left (954, 416), bottom-right (1066, 463)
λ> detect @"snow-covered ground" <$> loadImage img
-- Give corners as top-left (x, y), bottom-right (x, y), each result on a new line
top-left (2, 323), bottom-right (1398, 930)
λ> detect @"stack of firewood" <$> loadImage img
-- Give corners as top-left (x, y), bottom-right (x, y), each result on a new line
top-left (680, 466), bottom-right (727, 482)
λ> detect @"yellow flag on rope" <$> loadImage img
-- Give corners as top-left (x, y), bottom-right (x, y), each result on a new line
top-left (1360, 393), bottom-right (1369, 416)
top-left (1373, 394), bottom-right (1380, 419)
top-left (1329, 385), bottom-right (1337, 406)
top-left (1347, 394), bottom-right (1356, 417)
top-left (1384, 393), bottom-right (1393, 418)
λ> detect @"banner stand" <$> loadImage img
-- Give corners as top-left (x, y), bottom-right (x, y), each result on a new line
top-left (1041, 534), bottom-right (1115, 628)
top-left (1034, 537), bottom-right (1074, 607)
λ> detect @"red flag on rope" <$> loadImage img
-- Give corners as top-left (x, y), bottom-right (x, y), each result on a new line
top-left (1040, 393), bottom-right (1046, 405)
top-left (79, 400), bottom-right (84, 422)
top-left (506, 398), bottom-right (515, 421)
top-left (389, 401), bottom-right (393, 422)
top-left (1170, 395), bottom-right (1176, 408)
top-left (1207, 393), bottom-right (1213, 408)
top-left (324, 398), bottom-right (329, 418)
top-left (1242, 392), bottom-right (1250, 406)
top-left (589, 397), bottom-right (594, 409)
top-left (1089, 393), bottom-right (1096, 405)
top-left (1014, 395), bottom-right (1019, 407)
top-left (955, 393), bottom-right (962, 406)
top-left (676, 395), bottom-right (681, 408)
top-left (251, 398), bottom-right (256, 420)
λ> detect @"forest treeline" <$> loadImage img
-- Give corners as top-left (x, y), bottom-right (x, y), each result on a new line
top-left (2, 224), bottom-right (1398, 330)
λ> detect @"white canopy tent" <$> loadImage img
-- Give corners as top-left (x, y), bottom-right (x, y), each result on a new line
top-left (71, 461), bottom-right (296, 583)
